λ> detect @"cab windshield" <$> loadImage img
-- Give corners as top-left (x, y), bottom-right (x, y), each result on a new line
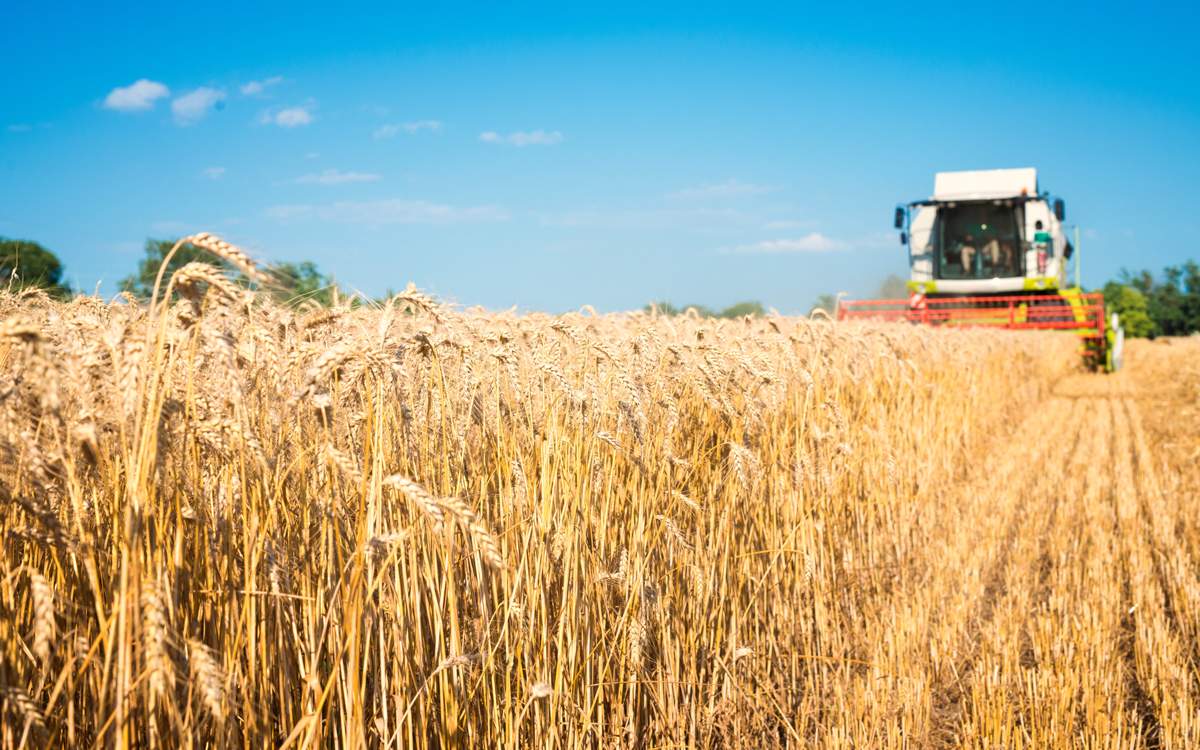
top-left (935, 203), bottom-right (1023, 279)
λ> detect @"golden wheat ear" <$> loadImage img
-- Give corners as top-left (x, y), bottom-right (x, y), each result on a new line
top-left (184, 233), bottom-right (270, 287)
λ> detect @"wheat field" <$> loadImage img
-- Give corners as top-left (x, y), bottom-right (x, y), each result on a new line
top-left (1, 246), bottom-right (1198, 748)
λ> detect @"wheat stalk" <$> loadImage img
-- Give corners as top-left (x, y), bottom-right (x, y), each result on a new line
top-left (3, 266), bottom-right (1168, 748)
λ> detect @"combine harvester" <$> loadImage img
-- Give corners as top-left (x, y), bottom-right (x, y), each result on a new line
top-left (837, 168), bottom-right (1123, 371)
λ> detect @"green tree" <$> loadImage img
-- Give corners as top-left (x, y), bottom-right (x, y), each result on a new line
top-left (268, 261), bottom-right (336, 306)
top-left (643, 300), bottom-right (764, 318)
top-left (121, 238), bottom-right (338, 307)
top-left (876, 273), bottom-right (908, 299)
top-left (119, 238), bottom-right (234, 299)
top-left (643, 301), bottom-right (716, 317)
top-left (1101, 281), bottom-right (1155, 338)
top-left (1118, 261), bottom-right (1200, 336)
top-left (810, 293), bottom-right (837, 316)
top-left (0, 238), bottom-right (72, 299)
top-left (645, 301), bottom-right (683, 316)
top-left (1171, 260), bottom-right (1200, 333)
top-left (717, 301), bottom-right (765, 318)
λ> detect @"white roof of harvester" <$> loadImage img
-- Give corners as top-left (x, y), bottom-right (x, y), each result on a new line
top-left (933, 168), bottom-right (1038, 200)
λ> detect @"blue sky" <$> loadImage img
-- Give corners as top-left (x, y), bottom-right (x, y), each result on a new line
top-left (1, 2), bottom-right (1197, 313)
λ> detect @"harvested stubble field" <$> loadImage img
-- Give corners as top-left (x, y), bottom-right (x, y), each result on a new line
top-left (0, 252), bottom-right (1198, 748)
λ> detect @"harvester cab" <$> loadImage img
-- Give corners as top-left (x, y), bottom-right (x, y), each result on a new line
top-left (900, 168), bottom-right (1069, 296)
top-left (838, 168), bottom-right (1123, 372)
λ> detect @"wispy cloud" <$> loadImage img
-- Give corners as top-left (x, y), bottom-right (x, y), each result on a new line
top-left (374, 120), bottom-right (442, 139)
top-left (6, 124), bottom-right (32, 133)
top-left (727, 233), bottom-right (844, 254)
top-left (260, 104), bottom-right (314, 128)
top-left (103, 79), bottom-right (170, 112)
top-left (239, 76), bottom-right (283, 96)
top-left (536, 207), bottom-right (748, 230)
top-left (172, 87), bottom-right (225, 124)
top-left (762, 219), bottom-right (814, 230)
top-left (108, 240), bottom-right (143, 255)
top-left (293, 169), bottom-right (382, 186)
top-left (479, 129), bottom-right (563, 146)
top-left (266, 198), bottom-right (508, 227)
top-left (670, 179), bottom-right (773, 200)
top-left (202, 166), bottom-right (226, 180)
top-left (150, 219), bottom-right (190, 235)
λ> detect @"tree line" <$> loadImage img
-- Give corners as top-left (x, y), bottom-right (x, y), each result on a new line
top-left (1101, 261), bottom-right (1200, 338)
top-left (643, 300), bottom-right (767, 318)
top-left (5, 236), bottom-right (1200, 336)
top-left (1, 237), bottom-right (340, 306)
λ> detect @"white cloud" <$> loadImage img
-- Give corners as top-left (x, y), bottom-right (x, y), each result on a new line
top-left (859, 231), bottom-right (901, 249)
top-left (202, 166), bottom-right (226, 179)
top-left (511, 130), bottom-right (562, 146)
top-left (150, 219), bottom-right (190, 234)
top-left (266, 198), bottom-right (508, 226)
top-left (262, 205), bottom-right (312, 220)
top-left (373, 120), bottom-right (442, 139)
top-left (670, 179), bottom-right (773, 200)
top-left (240, 76), bottom-right (283, 96)
top-left (729, 233), bottom-right (844, 254)
top-left (762, 219), bottom-right (813, 230)
top-left (108, 240), bottom-right (143, 255)
top-left (264, 106), bottom-right (313, 128)
top-left (479, 129), bottom-right (563, 146)
top-left (171, 87), bottom-right (226, 124)
top-left (103, 79), bottom-right (170, 112)
top-left (293, 169), bottom-right (382, 185)
top-left (536, 206), bottom-right (747, 230)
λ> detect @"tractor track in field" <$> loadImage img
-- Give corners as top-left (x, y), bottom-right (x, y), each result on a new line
top-left (923, 364), bottom-right (1200, 749)
top-left (826, 340), bottom-right (1200, 750)
top-left (1125, 398), bottom-right (1196, 644)
top-left (1110, 398), bottom-right (1165, 748)
top-left (928, 396), bottom-right (1085, 748)
top-left (1124, 397), bottom-right (1188, 675)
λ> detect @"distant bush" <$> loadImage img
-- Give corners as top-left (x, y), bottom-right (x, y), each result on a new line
top-left (1103, 260), bottom-right (1200, 337)
top-left (121, 238), bottom-right (339, 306)
top-left (646, 300), bottom-right (766, 318)
top-left (0, 238), bottom-right (72, 299)
top-left (1101, 282), bottom-right (1155, 338)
